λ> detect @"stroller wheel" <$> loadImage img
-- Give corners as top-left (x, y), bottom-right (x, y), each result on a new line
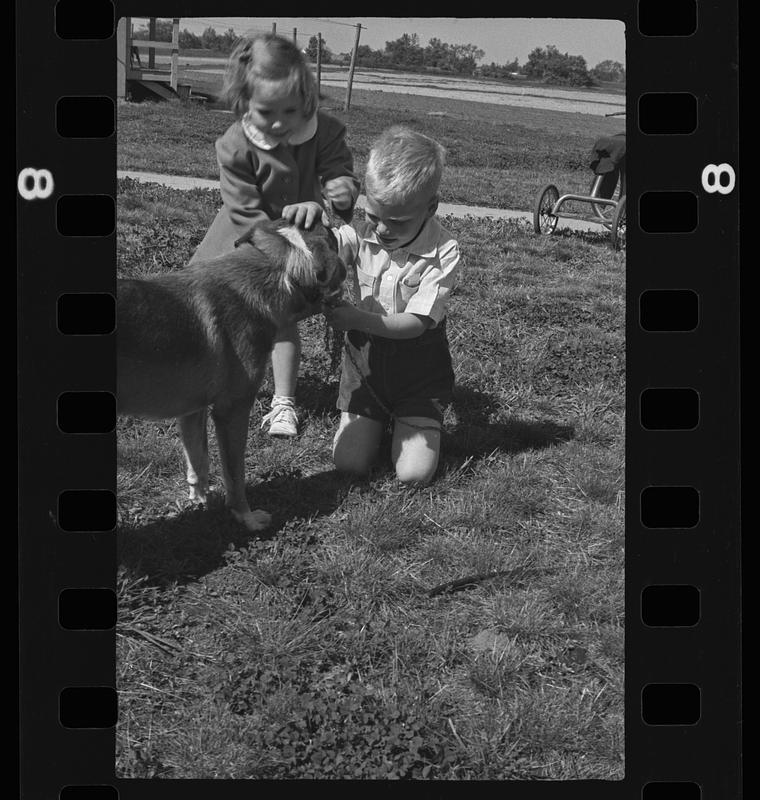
top-left (590, 174), bottom-right (614, 220)
top-left (611, 196), bottom-right (626, 251)
top-left (533, 184), bottom-right (559, 235)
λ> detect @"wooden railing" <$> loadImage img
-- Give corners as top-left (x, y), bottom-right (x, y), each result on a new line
top-left (117, 17), bottom-right (180, 97)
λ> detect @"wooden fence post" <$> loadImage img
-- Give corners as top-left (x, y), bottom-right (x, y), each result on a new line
top-left (344, 23), bottom-right (362, 111)
top-left (116, 17), bottom-right (128, 99)
top-left (148, 17), bottom-right (156, 69)
top-left (316, 33), bottom-right (322, 96)
top-left (170, 18), bottom-right (179, 91)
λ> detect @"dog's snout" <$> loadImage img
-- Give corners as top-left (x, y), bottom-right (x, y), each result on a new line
top-left (319, 257), bottom-right (346, 307)
top-left (328, 259), bottom-right (347, 295)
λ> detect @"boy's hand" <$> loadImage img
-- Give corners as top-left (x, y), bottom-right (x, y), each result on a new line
top-left (323, 177), bottom-right (355, 211)
top-left (323, 300), bottom-right (362, 331)
top-left (282, 201), bottom-right (328, 229)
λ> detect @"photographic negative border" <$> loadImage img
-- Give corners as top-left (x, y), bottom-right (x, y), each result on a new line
top-left (18, 0), bottom-right (740, 796)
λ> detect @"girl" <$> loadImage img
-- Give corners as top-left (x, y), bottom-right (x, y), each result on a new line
top-left (191, 34), bottom-right (359, 437)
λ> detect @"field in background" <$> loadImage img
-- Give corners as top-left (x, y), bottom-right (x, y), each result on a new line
top-left (117, 83), bottom-right (624, 212)
top-left (168, 58), bottom-right (625, 116)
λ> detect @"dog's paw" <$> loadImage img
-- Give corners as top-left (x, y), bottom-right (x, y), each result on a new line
top-left (188, 484), bottom-right (208, 504)
top-left (231, 508), bottom-right (272, 531)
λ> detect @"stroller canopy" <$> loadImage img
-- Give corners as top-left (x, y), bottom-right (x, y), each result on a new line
top-left (589, 133), bottom-right (626, 175)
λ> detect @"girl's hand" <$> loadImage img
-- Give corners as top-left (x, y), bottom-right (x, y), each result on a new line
top-left (323, 177), bottom-right (355, 211)
top-left (282, 201), bottom-right (328, 229)
top-left (323, 300), bottom-right (361, 331)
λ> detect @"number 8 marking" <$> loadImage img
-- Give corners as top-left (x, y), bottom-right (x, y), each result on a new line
top-left (17, 168), bottom-right (54, 200)
top-left (701, 163), bottom-right (735, 195)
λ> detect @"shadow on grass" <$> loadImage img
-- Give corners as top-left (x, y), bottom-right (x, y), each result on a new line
top-left (117, 467), bottom-right (353, 587)
top-left (443, 383), bottom-right (575, 463)
top-left (551, 226), bottom-right (618, 248)
top-left (292, 373), bottom-right (342, 417)
top-left (331, 384), bottom-right (575, 482)
top-left (118, 385), bottom-right (573, 586)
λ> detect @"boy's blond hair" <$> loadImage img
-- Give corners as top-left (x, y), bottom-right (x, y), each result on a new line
top-left (365, 126), bottom-right (446, 205)
top-left (223, 34), bottom-right (318, 120)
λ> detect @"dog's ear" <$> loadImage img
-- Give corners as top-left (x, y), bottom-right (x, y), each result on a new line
top-left (250, 225), bottom-right (293, 264)
top-left (233, 226), bottom-right (258, 248)
top-left (262, 222), bottom-right (321, 296)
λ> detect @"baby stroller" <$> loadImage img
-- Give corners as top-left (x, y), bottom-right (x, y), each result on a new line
top-left (533, 130), bottom-right (626, 250)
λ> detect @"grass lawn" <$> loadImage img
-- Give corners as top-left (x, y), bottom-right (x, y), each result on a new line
top-left (116, 177), bottom-right (625, 779)
top-left (117, 83), bottom-right (624, 211)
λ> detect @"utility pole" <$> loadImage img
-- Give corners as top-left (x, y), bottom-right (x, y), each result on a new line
top-left (316, 33), bottom-right (322, 96)
top-left (272, 22), bottom-right (276, 35)
top-left (344, 23), bottom-right (362, 111)
top-left (293, 27), bottom-right (297, 45)
top-left (148, 17), bottom-right (156, 69)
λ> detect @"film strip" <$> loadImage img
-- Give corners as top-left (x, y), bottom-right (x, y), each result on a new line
top-left (18, 0), bottom-right (740, 796)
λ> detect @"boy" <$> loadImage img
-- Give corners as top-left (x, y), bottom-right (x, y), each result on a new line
top-left (283, 126), bottom-right (459, 485)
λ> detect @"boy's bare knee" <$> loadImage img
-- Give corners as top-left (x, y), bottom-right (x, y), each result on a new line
top-left (334, 453), bottom-right (370, 476)
top-left (332, 441), bottom-right (373, 476)
top-left (392, 419), bottom-right (440, 486)
top-left (332, 413), bottom-right (382, 477)
top-left (395, 462), bottom-right (436, 486)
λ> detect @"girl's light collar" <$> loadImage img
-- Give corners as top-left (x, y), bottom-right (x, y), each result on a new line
top-left (241, 111), bottom-right (318, 150)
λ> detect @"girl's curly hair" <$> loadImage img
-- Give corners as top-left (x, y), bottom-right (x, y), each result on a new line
top-left (223, 33), bottom-right (318, 120)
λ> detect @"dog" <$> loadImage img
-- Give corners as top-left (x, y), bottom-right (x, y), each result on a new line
top-left (117, 218), bottom-right (346, 531)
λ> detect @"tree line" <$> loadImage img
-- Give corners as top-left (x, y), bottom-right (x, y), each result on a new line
top-left (132, 20), bottom-right (239, 53)
top-left (134, 21), bottom-right (625, 87)
top-left (308, 33), bottom-right (624, 86)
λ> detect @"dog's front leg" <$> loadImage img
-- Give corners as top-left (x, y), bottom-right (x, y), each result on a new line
top-left (211, 401), bottom-right (271, 532)
top-left (178, 409), bottom-right (210, 503)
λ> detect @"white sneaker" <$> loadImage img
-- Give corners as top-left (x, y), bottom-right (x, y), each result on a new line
top-left (261, 396), bottom-right (299, 437)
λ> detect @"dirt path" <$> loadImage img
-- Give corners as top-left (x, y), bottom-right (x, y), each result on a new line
top-left (117, 169), bottom-right (602, 232)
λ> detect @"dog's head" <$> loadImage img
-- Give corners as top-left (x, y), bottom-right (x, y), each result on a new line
top-left (245, 218), bottom-right (347, 319)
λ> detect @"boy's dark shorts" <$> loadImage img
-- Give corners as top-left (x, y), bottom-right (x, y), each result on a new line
top-left (337, 320), bottom-right (455, 425)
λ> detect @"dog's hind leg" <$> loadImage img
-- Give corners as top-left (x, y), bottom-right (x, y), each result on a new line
top-left (178, 409), bottom-right (210, 504)
top-left (211, 401), bottom-right (272, 532)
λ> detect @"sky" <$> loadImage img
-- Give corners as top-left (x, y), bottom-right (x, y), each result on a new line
top-left (163, 16), bottom-right (626, 68)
